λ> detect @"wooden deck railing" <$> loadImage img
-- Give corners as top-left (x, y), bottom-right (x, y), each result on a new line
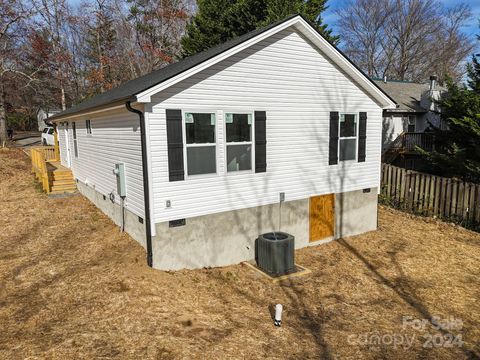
top-left (403, 132), bottom-right (435, 152)
top-left (31, 146), bottom-right (60, 193)
top-left (383, 132), bottom-right (435, 163)
top-left (31, 147), bottom-right (52, 193)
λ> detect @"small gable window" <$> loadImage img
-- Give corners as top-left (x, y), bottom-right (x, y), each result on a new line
top-left (339, 113), bottom-right (357, 161)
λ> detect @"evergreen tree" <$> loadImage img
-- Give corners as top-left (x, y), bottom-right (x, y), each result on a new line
top-left (181, 0), bottom-right (337, 57)
top-left (261, 0), bottom-right (336, 41)
top-left (466, 54), bottom-right (480, 94)
top-left (420, 69), bottom-right (480, 182)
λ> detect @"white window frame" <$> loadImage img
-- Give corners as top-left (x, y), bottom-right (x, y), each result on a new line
top-left (72, 121), bottom-right (79, 158)
top-left (223, 110), bottom-right (255, 174)
top-left (338, 113), bottom-right (358, 162)
top-left (86, 119), bottom-right (92, 135)
top-left (182, 110), bottom-right (218, 179)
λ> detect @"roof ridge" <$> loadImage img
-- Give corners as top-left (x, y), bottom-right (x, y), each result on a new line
top-left (51, 13), bottom-right (394, 120)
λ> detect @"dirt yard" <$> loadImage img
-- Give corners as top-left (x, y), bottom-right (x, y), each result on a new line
top-left (0, 148), bottom-right (479, 359)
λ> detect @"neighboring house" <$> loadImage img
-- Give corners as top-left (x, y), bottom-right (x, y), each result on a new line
top-left (373, 77), bottom-right (445, 169)
top-left (50, 15), bottom-right (395, 271)
top-left (37, 108), bottom-right (60, 132)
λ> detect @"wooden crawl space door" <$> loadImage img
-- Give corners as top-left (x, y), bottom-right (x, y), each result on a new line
top-left (309, 194), bottom-right (335, 242)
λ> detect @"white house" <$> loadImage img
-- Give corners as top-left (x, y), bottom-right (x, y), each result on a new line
top-left (37, 108), bottom-right (60, 132)
top-left (373, 77), bottom-right (444, 151)
top-left (50, 15), bottom-right (396, 270)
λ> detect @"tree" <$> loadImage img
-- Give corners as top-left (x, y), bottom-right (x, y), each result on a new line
top-left (0, 0), bottom-right (37, 145)
top-left (128, 0), bottom-right (192, 73)
top-left (261, 0), bottom-right (337, 42)
top-left (32, 0), bottom-right (74, 110)
top-left (337, 0), bottom-right (473, 83)
top-left (419, 30), bottom-right (480, 183)
top-left (467, 54), bottom-right (480, 94)
top-left (85, 0), bottom-right (118, 94)
top-left (335, 0), bottom-right (392, 78)
top-left (181, 0), bottom-right (337, 57)
top-left (428, 4), bottom-right (473, 83)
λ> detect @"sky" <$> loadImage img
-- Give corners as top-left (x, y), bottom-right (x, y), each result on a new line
top-left (323, 0), bottom-right (480, 41)
top-left (66, 0), bottom-right (480, 43)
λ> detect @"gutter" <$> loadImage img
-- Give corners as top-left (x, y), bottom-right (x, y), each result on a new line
top-left (125, 101), bottom-right (153, 267)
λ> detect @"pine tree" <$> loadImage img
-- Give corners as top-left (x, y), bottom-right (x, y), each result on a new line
top-left (466, 54), bottom-right (480, 94)
top-left (419, 25), bottom-right (480, 182)
top-left (419, 71), bottom-right (480, 182)
top-left (261, 0), bottom-right (336, 41)
top-left (181, 0), bottom-right (337, 57)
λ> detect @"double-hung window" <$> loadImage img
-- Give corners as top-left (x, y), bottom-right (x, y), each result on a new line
top-left (185, 112), bottom-right (216, 176)
top-left (339, 113), bottom-right (357, 161)
top-left (225, 113), bottom-right (253, 172)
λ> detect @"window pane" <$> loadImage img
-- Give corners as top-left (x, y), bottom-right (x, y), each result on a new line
top-left (340, 114), bottom-right (356, 137)
top-left (226, 113), bottom-right (251, 142)
top-left (227, 144), bottom-right (252, 172)
top-left (186, 113), bottom-right (215, 144)
top-left (339, 138), bottom-right (356, 161)
top-left (48, 128), bottom-right (54, 134)
top-left (187, 146), bottom-right (216, 175)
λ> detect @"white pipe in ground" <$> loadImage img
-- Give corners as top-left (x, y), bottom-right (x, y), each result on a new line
top-left (274, 304), bottom-right (283, 326)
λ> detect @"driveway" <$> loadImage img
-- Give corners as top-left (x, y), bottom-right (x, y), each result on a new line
top-left (10, 131), bottom-right (41, 147)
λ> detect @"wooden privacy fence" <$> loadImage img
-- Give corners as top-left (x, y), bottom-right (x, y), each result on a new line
top-left (31, 146), bottom-right (57, 193)
top-left (381, 163), bottom-right (480, 228)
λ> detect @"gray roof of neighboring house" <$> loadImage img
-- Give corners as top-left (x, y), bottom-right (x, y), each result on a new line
top-left (51, 14), bottom-right (394, 120)
top-left (373, 79), bottom-right (434, 112)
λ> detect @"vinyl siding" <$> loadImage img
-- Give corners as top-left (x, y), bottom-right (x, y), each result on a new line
top-left (63, 109), bottom-right (144, 218)
top-left (147, 26), bottom-right (384, 223)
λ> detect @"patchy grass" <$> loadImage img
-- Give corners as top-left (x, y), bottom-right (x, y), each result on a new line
top-left (0, 148), bottom-right (479, 359)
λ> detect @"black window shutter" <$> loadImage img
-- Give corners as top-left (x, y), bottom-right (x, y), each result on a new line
top-left (254, 111), bottom-right (267, 173)
top-left (166, 109), bottom-right (184, 181)
top-left (358, 112), bottom-right (367, 162)
top-left (329, 112), bottom-right (339, 165)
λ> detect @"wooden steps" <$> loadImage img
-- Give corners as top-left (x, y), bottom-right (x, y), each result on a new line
top-left (46, 161), bottom-right (77, 194)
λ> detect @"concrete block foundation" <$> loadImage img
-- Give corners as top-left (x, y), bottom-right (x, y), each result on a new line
top-left (152, 188), bottom-right (378, 271)
top-left (76, 180), bottom-right (146, 248)
top-left (76, 181), bottom-right (378, 271)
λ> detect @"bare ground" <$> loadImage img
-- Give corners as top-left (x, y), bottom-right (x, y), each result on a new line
top-left (0, 147), bottom-right (479, 359)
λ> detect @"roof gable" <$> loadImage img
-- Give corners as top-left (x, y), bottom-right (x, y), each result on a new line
top-left (52, 15), bottom-right (395, 120)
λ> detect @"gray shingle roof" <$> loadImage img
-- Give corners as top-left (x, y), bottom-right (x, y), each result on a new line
top-left (51, 15), bottom-right (301, 120)
top-left (52, 14), bottom-right (394, 120)
top-left (372, 80), bottom-right (432, 112)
